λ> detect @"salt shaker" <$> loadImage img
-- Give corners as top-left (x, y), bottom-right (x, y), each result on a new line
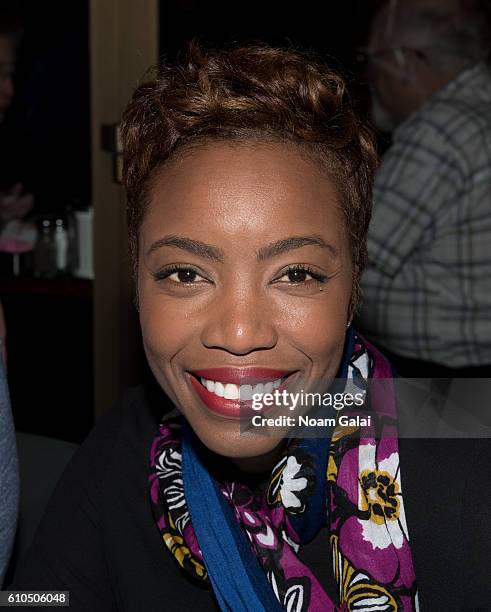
top-left (54, 218), bottom-right (68, 274)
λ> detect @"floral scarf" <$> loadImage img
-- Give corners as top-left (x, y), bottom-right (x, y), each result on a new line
top-left (149, 332), bottom-right (419, 610)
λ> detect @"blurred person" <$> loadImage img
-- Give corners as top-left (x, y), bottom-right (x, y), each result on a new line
top-left (0, 300), bottom-right (6, 365)
top-left (0, 341), bottom-right (19, 586)
top-left (10, 43), bottom-right (491, 611)
top-left (0, 10), bottom-right (33, 226)
top-left (357, 0), bottom-right (491, 377)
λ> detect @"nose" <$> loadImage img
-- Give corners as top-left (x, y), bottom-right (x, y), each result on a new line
top-left (200, 288), bottom-right (278, 356)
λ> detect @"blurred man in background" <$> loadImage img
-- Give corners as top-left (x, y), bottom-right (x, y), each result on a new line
top-left (357, 0), bottom-right (491, 377)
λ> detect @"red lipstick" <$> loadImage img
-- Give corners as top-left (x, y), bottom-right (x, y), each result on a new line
top-left (191, 368), bottom-right (290, 385)
top-left (187, 368), bottom-right (295, 419)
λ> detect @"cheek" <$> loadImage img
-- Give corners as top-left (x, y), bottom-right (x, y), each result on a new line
top-left (276, 280), bottom-right (351, 366)
top-left (138, 285), bottom-right (196, 374)
top-left (376, 79), bottom-right (392, 106)
top-left (374, 73), bottom-right (399, 108)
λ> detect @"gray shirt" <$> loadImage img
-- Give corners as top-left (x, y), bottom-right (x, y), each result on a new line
top-left (360, 62), bottom-right (491, 367)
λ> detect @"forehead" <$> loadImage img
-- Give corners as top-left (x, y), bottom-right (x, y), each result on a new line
top-left (144, 142), bottom-right (344, 239)
top-left (369, 4), bottom-right (396, 50)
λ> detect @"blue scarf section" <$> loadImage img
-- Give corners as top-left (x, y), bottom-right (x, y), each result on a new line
top-left (182, 422), bottom-right (284, 612)
top-left (181, 329), bottom-right (355, 612)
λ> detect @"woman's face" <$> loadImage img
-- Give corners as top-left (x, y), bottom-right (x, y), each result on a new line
top-left (138, 142), bottom-right (353, 464)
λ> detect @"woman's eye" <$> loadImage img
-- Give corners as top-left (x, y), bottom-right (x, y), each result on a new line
top-left (170, 269), bottom-right (199, 283)
top-left (153, 267), bottom-right (206, 284)
top-left (276, 267), bottom-right (327, 284)
top-left (284, 269), bottom-right (310, 283)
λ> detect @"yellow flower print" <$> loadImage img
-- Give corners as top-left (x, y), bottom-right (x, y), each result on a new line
top-left (331, 535), bottom-right (398, 611)
top-left (359, 469), bottom-right (400, 525)
top-left (327, 453), bottom-right (338, 482)
top-left (327, 424), bottom-right (360, 482)
top-left (163, 532), bottom-right (207, 579)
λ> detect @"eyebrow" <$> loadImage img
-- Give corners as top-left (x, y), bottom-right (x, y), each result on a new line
top-left (146, 234), bottom-right (338, 262)
top-left (146, 235), bottom-right (225, 262)
top-left (257, 235), bottom-right (339, 260)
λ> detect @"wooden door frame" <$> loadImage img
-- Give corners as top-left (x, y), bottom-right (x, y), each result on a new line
top-left (90, 0), bottom-right (159, 417)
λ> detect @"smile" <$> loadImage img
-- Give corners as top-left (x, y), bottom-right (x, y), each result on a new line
top-left (187, 368), bottom-right (297, 419)
top-left (198, 377), bottom-right (284, 400)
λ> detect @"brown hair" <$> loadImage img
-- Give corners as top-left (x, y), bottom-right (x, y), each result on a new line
top-left (121, 42), bottom-right (378, 312)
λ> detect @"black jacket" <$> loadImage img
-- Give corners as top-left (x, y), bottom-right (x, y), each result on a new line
top-left (11, 385), bottom-right (491, 611)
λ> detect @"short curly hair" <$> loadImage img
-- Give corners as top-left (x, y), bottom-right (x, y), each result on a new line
top-left (121, 43), bottom-right (378, 312)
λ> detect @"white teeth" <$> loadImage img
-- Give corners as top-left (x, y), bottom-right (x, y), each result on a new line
top-left (198, 376), bottom-right (285, 400)
top-left (214, 382), bottom-right (225, 397)
top-left (254, 383), bottom-right (264, 395)
top-left (240, 385), bottom-right (253, 400)
top-left (224, 383), bottom-right (239, 400)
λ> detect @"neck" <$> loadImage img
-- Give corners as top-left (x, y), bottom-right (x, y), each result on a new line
top-left (230, 440), bottom-right (287, 476)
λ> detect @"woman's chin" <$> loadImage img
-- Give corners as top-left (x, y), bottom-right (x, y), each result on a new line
top-left (190, 419), bottom-right (285, 463)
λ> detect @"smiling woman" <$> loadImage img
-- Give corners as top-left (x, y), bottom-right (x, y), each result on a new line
top-left (137, 142), bottom-right (354, 463)
top-left (10, 43), bottom-right (491, 611)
